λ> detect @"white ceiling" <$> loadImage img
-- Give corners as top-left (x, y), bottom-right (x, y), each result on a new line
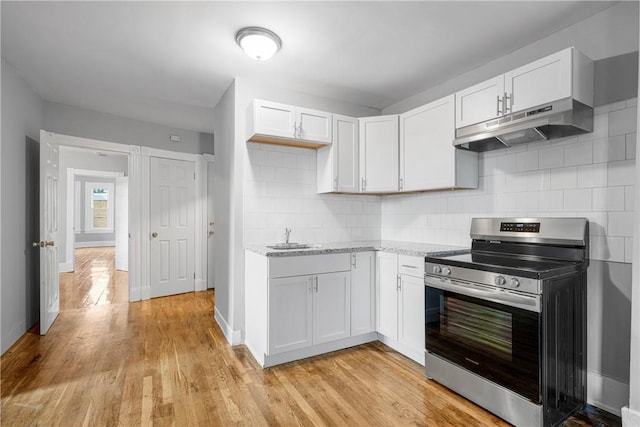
top-left (1, 1), bottom-right (621, 133)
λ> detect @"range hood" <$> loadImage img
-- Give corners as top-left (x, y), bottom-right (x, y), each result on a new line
top-left (454, 98), bottom-right (593, 152)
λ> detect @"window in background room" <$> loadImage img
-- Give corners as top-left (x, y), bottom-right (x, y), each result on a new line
top-left (85, 182), bottom-right (115, 232)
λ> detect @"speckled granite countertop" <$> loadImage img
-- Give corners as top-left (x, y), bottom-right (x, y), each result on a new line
top-left (245, 240), bottom-right (469, 258)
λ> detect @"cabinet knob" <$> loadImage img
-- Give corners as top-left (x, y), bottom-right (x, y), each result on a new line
top-left (151, 232), bottom-right (158, 238)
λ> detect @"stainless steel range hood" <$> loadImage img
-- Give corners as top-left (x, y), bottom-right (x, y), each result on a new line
top-left (453, 98), bottom-right (593, 152)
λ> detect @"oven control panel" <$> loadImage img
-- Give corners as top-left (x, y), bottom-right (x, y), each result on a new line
top-left (500, 222), bottom-right (540, 233)
top-left (425, 262), bottom-right (541, 295)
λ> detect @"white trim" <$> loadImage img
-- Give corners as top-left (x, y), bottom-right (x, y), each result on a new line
top-left (622, 406), bottom-right (640, 426)
top-left (55, 134), bottom-right (130, 154)
top-left (587, 371), bottom-right (629, 416)
top-left (128, 146), bottom-right (143, 302)
top-left (195, 155), bottom-right (207, 292)
top-left (140, 146), bottom-right (198, 162)
top-left (139, 151), bottom-right (151, 300)
top-left (214, 306), bottom-right (242, 345)
top-left (59, 260), bottom-right (73, 273)
top-left (75, 241), bottom-right (116, 248)
top-left (72, 169), bottom-right (124, 178)
top-left (203, 153), bottom-right (215, 162)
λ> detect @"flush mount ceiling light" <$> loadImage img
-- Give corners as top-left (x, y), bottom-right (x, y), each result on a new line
top-left (235, 27), bottom-right (282, 61)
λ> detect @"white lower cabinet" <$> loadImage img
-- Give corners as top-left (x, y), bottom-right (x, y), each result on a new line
top-left (376, 252), bottom-right (426, 365)
top-left (350, 252), bottom-right (376, 336)
top-left (268, 275), bottom-right (314, 354)
top-left (269, 271), bottom-right (350, 354)
top-left (245, 251), bottom-right (377, 367)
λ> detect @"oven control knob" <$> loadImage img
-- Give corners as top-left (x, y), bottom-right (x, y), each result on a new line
top-left (510, 278), bottom-right (520, 288)
top-left (432, 265), bottom-right (442, 274)
top-left (442, 267), bottom-right (451, 275)
top-left (494, 275), bottom-right (506, 286)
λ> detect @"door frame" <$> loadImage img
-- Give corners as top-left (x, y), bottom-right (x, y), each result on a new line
top-left (61, 166), bottom-right (124, 273)
top-left (43, 132), bottom-right (209, 302)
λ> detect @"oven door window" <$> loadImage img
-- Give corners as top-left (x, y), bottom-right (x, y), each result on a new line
top-left (426, 287), bottom-right (540, 403)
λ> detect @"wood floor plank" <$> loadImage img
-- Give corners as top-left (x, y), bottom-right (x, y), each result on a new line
top-left (0, 247), bottom-right (620, 426)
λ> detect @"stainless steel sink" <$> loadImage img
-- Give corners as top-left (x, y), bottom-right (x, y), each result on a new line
top-left (266, 243), bottom-right (311, 250)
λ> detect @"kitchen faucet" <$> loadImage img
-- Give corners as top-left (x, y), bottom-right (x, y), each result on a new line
top-left (284, 228), bottom-right (291, 244)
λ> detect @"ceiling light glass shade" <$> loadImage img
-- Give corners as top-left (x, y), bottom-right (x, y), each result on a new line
top-left (235, 27), bottom-right (282, 61)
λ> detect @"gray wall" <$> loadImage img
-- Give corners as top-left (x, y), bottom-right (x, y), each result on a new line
top-left (383, 1), bottom-right (639, 115)
top-left (595, 52), bottom-right (640, 106)
top-left (43, 101), bottom-right (214, 155)
top-left (74, 176), bottom-right (117, 245)
top-left (1, 58), bottom-right (44, 354)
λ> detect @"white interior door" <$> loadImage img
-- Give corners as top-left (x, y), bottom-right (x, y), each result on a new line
top-left (39, 131), bottom-right (60, 335)
top-left (115, 176), bottom-right (129, 271)
top-left (149, 157), bottom-right (195, 298)
top-left (207, 161), bottom-right (215, 289)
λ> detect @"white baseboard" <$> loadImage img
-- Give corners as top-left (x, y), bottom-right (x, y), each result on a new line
top-left (59, 261), bottom-right (73, 273)
top-left (214, 306), bottom-right (242, 346)
top-left (75, 241), bottom-right (115, 248)
top-left (622, 406), bottom-right (640, 426)
top-left (587, 371), bottom-right (629, 416)
top-left (377, 333), bottom-right (425, 366)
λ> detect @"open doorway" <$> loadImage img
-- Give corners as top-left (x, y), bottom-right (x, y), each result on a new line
top-left (58, 147), bottom-right (129, 310)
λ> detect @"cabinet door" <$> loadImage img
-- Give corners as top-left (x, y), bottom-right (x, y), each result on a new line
top-left (254, 100), bottom-right (296, 139)
top-left (398, 274), bottom-right (425, 352)
top-left (335, 115), bottom-right (359, 193)
top-left (297, 107), bottom-right (332, 144)
top-left (351, 252), bottom-right (375, 336)
top-left (455, 75), bottom-right (504, 129)
top-left (376, 252), bottom-right (398, 339)
top-left (268, 276), bottom-right (313, 354)
top-left (359, 115), bottom-right (399, 193)
top-left (313, 271), bottom-right (351, 345)
top-left (400, 95), bottom-right (455, 191)
top-left (505, 48), bottom-right (572, 114)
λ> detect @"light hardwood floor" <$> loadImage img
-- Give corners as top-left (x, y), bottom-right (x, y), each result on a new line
top-left (0, 248), bottom-right (619, 426)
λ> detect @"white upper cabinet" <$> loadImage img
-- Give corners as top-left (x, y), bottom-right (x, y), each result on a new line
top-left (317, 115), bottom-right (359, 193)
top-left (359, 115), bottom-right (399, 193)
top-left (249, 99), bottom-right (332, 148)
top-left (455, 75), bottom-right (505, 129)
top-left (455, 47), bottom-right (594, 129)
top-left (400, 94), bottom-right (477, 191)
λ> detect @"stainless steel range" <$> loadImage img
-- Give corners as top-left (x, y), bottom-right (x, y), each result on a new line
top-left (424, 217), bottom-right (589, 427)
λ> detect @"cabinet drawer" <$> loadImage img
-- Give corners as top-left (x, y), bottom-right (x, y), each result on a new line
top-left (269, 253), bottom-right (351, 278)
top-left (398, 255), bottom-right (424, 278)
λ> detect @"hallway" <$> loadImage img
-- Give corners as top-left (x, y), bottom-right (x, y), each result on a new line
top-left (59, 247), bottom-right (128, 310)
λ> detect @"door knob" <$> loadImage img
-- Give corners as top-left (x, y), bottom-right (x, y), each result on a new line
top-left (151, 232), bottom-right (158, 238)
top-left (46, 241), bottom-right (55, 246)
top-left (32, 241), bottom-right (43, 248)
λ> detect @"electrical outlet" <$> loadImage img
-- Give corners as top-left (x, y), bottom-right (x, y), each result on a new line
top-left (170, 135), bottom-right (181, 143)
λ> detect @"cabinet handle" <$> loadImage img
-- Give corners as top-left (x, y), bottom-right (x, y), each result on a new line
top-left (496, 95), bottom-right (502, 116)
top-left (361, 177), bottom-right (366, 192)
top-left (351, 253), bottom-right (357, 268)
top-left (399, 177), bottom-right (403, 191)
top-left (397, 275), bottom-right (401, 291)
top-left (504, 92), bottom-right (512, 113)
top-left (334, 177), bottom-right (338, 190)
top-left (293, 121), bottom-right (298, 138)
top-left (314, 276), bottom-right (319, 292)
top-left (401, 264), bottom-right (417, 269)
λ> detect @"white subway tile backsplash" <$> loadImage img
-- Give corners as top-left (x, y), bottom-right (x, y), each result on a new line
top-left (564, 188), bottom-right (592, 211)
top-left (538, 146), bottom-right (564, 169)
top-left (607, 211), bottom-right (634, 237)
top-left (592, 187), bottom-right (625, 212)
top-left (526, 170), bottom-right (551, 191)
top-left (592, 136), bottom-right (626, 163)
top-left (625, 186), bottom-right (635, 211)
top-left (608, 160), bottom-right (636, 186)
top-left (577, 163), bottom-right (607, 188)
top-left (609, 107), bottom-right (637, 136)
top-left (516, 151), bottom-right (539, 172)
top-left (626, 133), bottom-right (637, 159)
top-left (590, 235), bottom-right (625, 262)
top-left (539, 190), bottom-right (564, 212)
top-left (550, 167), bottom-right (578, 189)
top-left (584, 212), bottom-right (607, 236)
top-left (564, 141), bottom-right (593, 167)
top-left (495, 153), bottom-right (517, 174)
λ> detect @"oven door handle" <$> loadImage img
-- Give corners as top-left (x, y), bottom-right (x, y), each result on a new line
top-left (425, 276), bottom-right (541, 313)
